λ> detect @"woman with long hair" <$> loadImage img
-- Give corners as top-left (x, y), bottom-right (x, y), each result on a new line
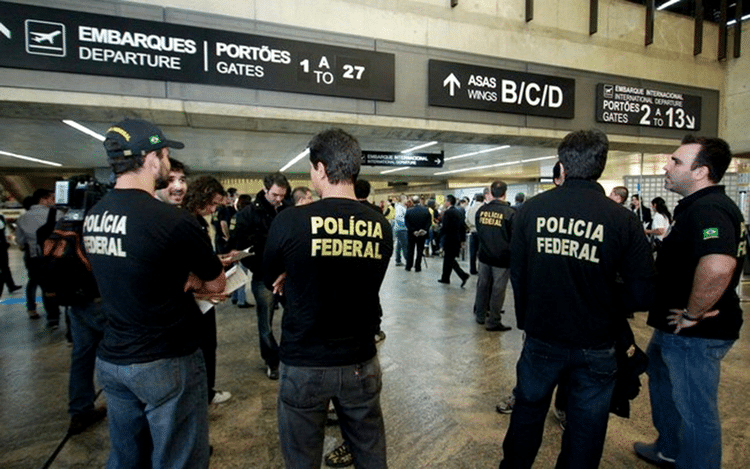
top-left (646, 196), bottom-right (672, 245)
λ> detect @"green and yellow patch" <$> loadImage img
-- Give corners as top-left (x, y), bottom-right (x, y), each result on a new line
top-left (703, 227), bottom-right (719, 240)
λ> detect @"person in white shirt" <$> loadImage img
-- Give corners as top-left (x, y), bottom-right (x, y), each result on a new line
top-left (645, 196), bottom-right (672, 243)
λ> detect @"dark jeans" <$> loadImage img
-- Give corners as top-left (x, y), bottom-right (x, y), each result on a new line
top-left (0, 245), bottom-right (19, 295)
top-left (500, 336), bottom-right (616, 469)
top-left (405, 233), bottom-right (427, 271)
top-left (440, 246), bottom-right (467, 283)
top-left (469, 232), bottom-right (479, 274)
top-left (23, 255), bottom-right (60, 324)
top-left (68, 300), bottom-right (106, 416)
top-left (199, 308), bottom-right (218, 403)
top-left (251, 279), bottom-right (279, 368)
top-left (277, 357), bottom-right (386, 469)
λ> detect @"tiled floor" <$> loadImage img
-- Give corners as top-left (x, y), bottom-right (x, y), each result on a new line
top-left (1, 249), bottom-right (749, 468)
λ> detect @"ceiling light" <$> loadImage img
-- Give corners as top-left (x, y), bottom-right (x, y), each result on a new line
top-left (728, 13), bottom-right (750, 26)
top-left (445, 145), bottom-right (510, 162)
top-left (657, 0), bottom-right (681, 11)
top-left (380, 167), bottom-right (411, 174)
top-left (62, 119), bottom-right (105, 141)
top-left (433, 155), bottom-right (557, 176)
top-left (400, 141), bottom-right (438, 154)
top-left (0, 150), bottom-right (62, 167)
top-left (435, 160), bottom-right (521, 176)
top-left (280, 148), bottom-right (310, 172)
top-left (521, 155), bottom-right (558, 163)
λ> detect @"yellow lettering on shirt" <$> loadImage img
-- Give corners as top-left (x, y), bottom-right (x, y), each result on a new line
top-left (310, 216), bottom-right (385, 259)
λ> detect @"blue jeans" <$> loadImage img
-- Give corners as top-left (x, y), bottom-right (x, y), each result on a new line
top-left (646, 329), bottom-right (734, 469)
top-left (68, 300), bottom-right (107, 416)
top-left (231, 265), bottom-right (249, 306)
top-left (96, 349), bottom-right (209, 469)
top-left (277, 357), bottom-right (387, 469)
top-left (394, 229), bottom-right (407, 264)
top-left (500, 336), bottom-right (617, 469)
top-left (474, 261), bottom-right (510, 327)
top-left (251, 279), bottom-right (279, 368)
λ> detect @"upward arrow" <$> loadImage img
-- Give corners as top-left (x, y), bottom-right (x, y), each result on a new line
top-left (443, 73), bottom-right (461, 97)
top-left (0, 22), bottom-right (10, 40)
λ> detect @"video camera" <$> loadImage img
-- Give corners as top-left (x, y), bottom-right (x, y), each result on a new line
top-left (54, 175), bottom-right (109, 220)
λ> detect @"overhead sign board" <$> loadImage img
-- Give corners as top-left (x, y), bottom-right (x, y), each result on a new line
top-left (0, 2), bottom-right (395, 101)
top-left (595, 83), bottom-right (701, 131)
top-left (428, 59), bottom-right (575, 119)
top-left (362, 151), bottom-right (444, 168)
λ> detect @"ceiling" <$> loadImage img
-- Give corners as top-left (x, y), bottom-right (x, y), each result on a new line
top-left (0, 108), bottom-right (682, 191)
top-left (627, 0), bottom-right (750, 22)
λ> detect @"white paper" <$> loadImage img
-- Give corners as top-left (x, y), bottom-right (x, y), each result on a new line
top-left (226, 247), bottom-right (254, 262)
top-left (196, 299), bottom-right (216, 314)
top-left (222, 264), bottom-right (248, 295)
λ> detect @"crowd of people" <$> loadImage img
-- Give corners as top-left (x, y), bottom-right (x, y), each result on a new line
top-left (3, 119), bottom-right (745, 469)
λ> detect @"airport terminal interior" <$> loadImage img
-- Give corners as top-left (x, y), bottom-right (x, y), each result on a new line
top-left (2, 0), bottom-right (750, 467)
top-left (2, 250), bottom-right (750, 468)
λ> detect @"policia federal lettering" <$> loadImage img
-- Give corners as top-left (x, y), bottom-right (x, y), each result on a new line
top-left (535, 216), bottom-right (603, 263)
top-left (82, 211), bottom-right (127, 257)
top-left (310, 216), bottom-right (384, 259)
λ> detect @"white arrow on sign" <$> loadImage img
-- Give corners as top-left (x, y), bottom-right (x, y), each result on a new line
top-left (0, 22), bottom-right (11, 40)
top-left (685, 115), bottom-right (695, 130)
top-left (443, 73), bottom-right (461, 96)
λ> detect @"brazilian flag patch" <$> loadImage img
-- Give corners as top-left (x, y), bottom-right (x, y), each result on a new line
top-left (149, 135), bottom-right (162, 145)
top-left (703, 227), bottom-right (719, 240)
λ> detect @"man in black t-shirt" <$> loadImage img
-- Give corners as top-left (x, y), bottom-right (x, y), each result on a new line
top-left (634, 136), bottom-right (745, 469)
top-left (473, 180), bottom-right (514, 331)
top-left (264, 128), bottom-right (392, 469)
top-left (501, 129), bottom-right (654, 469)
top-left (83, 119), bottom-right (225, 469)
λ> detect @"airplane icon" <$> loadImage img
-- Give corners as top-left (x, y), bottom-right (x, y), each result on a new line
top-left (30, 30), bottom-right (62, 44)
top-left (25, 20), bottom-right (66, 57)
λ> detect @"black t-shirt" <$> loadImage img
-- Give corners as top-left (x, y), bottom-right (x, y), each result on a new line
top-left (83, 189), bottom-right (223, 364)
top-left (210, 205), bottom-right (235, 254)
top-left (476, 200), bottom-right (515, 267)
top-left (263, 198), bottom-right (393, 367)
top-left (510, 179), bottom-right (655, 348)
top-left (648, 186), bottom-right (745, 340)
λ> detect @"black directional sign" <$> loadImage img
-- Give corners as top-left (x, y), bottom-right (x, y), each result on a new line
top-left (0, 2), bottom-right (395, 101)
top-left (362, 151), bottom-right (444, 168)
top-left (428, 59), bottom-right (575, 119)
top-left (595, 83), bottom-right (701, 131)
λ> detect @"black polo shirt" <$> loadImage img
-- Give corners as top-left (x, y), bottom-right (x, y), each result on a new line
top-left (510, 179), bottom-right (655, 348)
top-left (648, 185), bottom-right (745, 340)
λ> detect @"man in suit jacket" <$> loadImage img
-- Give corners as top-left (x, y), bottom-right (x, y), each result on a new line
top-left (438, 195), bottom-right (469, 287)
top-left (404, 196), bottom-right (432, 272)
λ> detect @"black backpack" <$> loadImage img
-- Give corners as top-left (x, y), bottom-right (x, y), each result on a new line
top-left (40, 218), bottom-right (99, 306)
